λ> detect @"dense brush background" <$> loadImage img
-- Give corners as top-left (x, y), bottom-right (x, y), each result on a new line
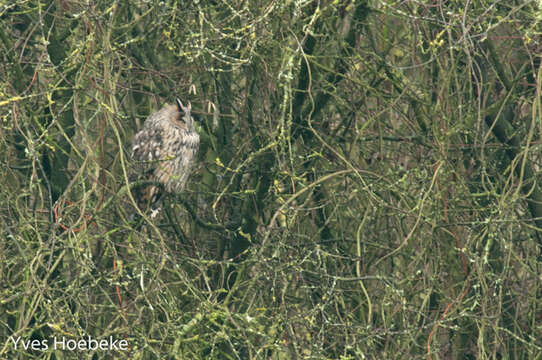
top-left (1, 0), bottom-right (542, 359)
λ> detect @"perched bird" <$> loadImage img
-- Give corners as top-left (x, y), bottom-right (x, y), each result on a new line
top-left (130, 99), bottom-right (200, 217)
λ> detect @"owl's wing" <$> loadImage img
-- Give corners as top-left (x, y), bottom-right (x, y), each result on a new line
top-left (129, 127), bottom-right (164, 215)
top-left (131, 127), bottom-right (162, 163)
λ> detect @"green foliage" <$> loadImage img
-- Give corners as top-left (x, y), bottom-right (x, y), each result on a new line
top-left (2, 0), bottom-right (542, 359)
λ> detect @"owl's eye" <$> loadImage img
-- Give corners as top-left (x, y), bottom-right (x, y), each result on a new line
top-left (171, 113), bottom-right (186, 125)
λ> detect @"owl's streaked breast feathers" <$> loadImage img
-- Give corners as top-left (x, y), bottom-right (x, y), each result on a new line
top-left (130, 99), bottom-right (200, 215)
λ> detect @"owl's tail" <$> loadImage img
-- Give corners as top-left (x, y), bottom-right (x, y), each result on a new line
top-left (126, 173), bottom-right (165, 228)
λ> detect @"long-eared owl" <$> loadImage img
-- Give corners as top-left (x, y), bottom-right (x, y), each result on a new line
top-left (130, 99), bottom-right (200, 216)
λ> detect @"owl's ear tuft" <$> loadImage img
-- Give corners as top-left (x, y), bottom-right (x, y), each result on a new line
top-left (176, 98), bottom-right (191, 113)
